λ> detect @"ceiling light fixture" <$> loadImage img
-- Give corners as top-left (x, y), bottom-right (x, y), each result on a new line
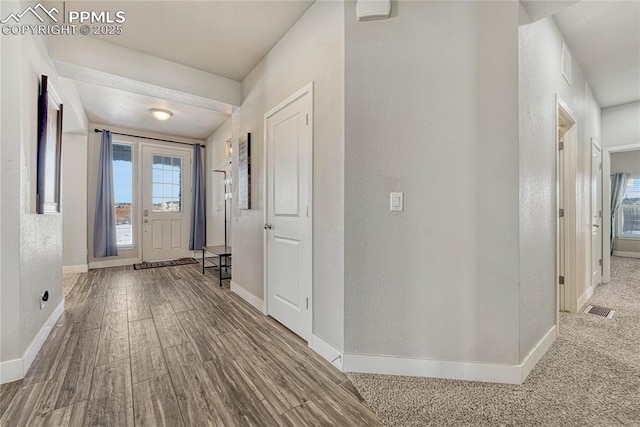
top-left (150, 108), bottom-right (173, 121)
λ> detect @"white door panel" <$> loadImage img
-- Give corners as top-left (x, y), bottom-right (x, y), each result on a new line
top-left (274, 114), bottom-right (301, 215)
top-left (142, 146), bottom-right (192, 262)
top-left (265, 84), bottom-right (313, 341)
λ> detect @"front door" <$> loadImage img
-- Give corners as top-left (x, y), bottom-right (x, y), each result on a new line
top-left (142, 145), bottom-right (192, 262)
top-left (591, 140), bottom-right (602, 288)
top-left (264, 83), bottom-right (313, 341)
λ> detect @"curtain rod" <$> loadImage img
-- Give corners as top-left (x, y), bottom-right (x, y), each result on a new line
top-left (93, 128), bottom-right (204, 148)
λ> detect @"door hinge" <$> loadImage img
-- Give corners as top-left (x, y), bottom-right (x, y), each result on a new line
top-left (306, 205), bottom-right (309, 217)
top-left (599, 162), bottom-right (602, 170)
top-left (599, 259), bottom-right (602, 266)
top-left (559, 275), bottom-right (565, 285)
top-left (306, 113), bottom-right (309, 126)
top-left (306, 298), bottom-right (309, 310)
top-left (559, 208), bottom-right (565, 218)
top-left (599, 210), bottom-right (602, 218)
top-left (559, 141), bottom-right (564, 150)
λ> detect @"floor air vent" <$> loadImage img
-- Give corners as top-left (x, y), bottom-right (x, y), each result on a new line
top-left (584, 305), bottom-right (615, 319)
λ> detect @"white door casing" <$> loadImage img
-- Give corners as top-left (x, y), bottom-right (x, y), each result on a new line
top-left (264, 82), bottom-right (313, 342)
top-left (557, 96), bottom-right (578, 314)
top-left (591, 139), bottom-right (602, 289)
top-left (142, 145), bottom-right (192, 262)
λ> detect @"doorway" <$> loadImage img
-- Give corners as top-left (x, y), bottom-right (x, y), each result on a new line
top-left (602, 145), bottom-right (640, 281)
top-left (557, 97), bottom-right (577, 313)
top-left (141, 144), bottom-right (193, 262)
top-left (263, 83), bottom-right (313, 341)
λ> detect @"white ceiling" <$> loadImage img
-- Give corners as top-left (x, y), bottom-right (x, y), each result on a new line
top-left (72, 79), bottom-right (230, 140)
top-left (553, 1), bottom-right (640, 108)
top-left (52, 1), bottom-right (314, 139)
top-left (83, 0), bottom-right (314, 82)
top-left (60, 0), bottom-right (638, 140)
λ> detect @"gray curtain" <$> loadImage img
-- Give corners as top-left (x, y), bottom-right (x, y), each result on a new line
top-left (189, 144), bottom-right (206, 250)
top-left (610, 172), bottom-right (630, 254)
top-left (93, 130), bottom-right (118, 257)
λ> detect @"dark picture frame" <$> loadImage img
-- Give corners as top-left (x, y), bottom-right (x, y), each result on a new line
top-left (36, 75), bottom-right (64, 214)
top-left (238, 133), bottom-right (251, 210)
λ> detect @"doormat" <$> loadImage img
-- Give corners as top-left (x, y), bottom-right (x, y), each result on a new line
top-left (583, 305), bottom-right (615, 319)
top-left (133, 258), bottom-right (199, 270)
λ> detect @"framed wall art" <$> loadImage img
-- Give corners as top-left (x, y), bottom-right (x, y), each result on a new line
top-left (36, 75), bottom-right (64, 214)
top-left (238, 133), bottom-right (251, 210)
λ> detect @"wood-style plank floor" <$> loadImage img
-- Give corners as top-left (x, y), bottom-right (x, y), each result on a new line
top-left (0, 265), bottom-right (381, 426)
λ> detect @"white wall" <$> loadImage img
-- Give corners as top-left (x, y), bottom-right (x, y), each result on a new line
top-left (231, 1), bottom-right (345, 349)
top-left (611, 150), bottom-right (640, 174)
top-left (0, 0), bottom-right (87, 382)
top-left (602, 101), bottom-right (640, 149)
top-left (610, 150), bottom-right (640, 254)
top-left (519, 12), bottom-right (601, 347)
top-left (1, 4), bottom-right (24, 366)
top-left (205, 119), bottom-right (232, 247)
top-left (344, 1), bottom-right (521, 364)
top-left (62, 133), bottom-right (88, 270)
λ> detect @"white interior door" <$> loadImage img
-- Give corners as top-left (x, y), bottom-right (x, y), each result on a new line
top-left (264, 83), bottom-right (313, 341)
top-left (142, 145), bottom-right (192, 262)
top-left (591, 140), bottom-right (602, 288)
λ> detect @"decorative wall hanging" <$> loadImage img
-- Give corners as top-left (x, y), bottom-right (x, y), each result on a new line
top-left (238, 133), bottom-right (251, 210)
top-left (36, 75), bottom-right (64, 214)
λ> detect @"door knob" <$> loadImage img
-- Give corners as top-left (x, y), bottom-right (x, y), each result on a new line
top-left (144, 219), bottom-right (149, 223)
top-left (264, 223), bottom-right (273, 230)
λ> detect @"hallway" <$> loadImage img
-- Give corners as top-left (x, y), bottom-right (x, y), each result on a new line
top-left (347, 257), bottom-right (640, 426)
top-left (0, 265), bottom-right (380, 426)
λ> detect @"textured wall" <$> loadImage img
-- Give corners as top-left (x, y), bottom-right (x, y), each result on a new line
top-left (205, 119), bottom-right (232, 247)
top-left (519, 14), bottom-right (601, 356)
top-left (1, 14), bottom-right (23, 362)
top-left (518, 17), bottom-right (559, 359)
top-left (19, 38), bottom-right (65, 357)
top-left (602, 101), bottom-right (640, 149)
top-left (0, 23), bottom-right (84, 365)
top-left (344, 0), bottom-right (521, 364)
top-left (232, 1), bottom-right (345, 349)
top-left (62, 134), bottom-right (89, 268)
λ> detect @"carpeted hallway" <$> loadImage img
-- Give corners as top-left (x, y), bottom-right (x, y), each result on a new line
top-left (347, 256), bottom-right (640, 426)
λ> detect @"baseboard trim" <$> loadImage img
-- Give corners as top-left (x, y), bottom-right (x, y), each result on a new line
top-left (23, 300), bottom-right (65, 376)
top-left (0, 359), bottom-right (23, 384)
top-left (343, 325), bottom-right (557, 385)
top-left (88, 258), bottom-right (139, 269)
top-left (613, 250), bottom-right (640, 259)
top-left (1, 300), bottom-right (65, 384)
top-left (577, 286), bottom-right (595, 311)
top-left (230, 281), bottom-right (265, 314)
top-left (519, 324), bottom-right (556, 383)
top-left (343, 353), bottom-right (522, 384)
top-left (62, 264), bottom-right (88, 274)
top-left (310, 334), bottom-right (344, 371)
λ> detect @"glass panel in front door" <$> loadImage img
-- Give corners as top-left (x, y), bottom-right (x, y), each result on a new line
top-left (152, 154), bottom-right (182, 212)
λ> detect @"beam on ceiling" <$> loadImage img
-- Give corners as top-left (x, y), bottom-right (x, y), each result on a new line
top-left (49, 36), bottom-right (241, 110)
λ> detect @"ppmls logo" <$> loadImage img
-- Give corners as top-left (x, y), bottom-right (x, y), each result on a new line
top-left (0, 3), bottom-right (59, 24)
top-left (2, 3), bottom-right (126, 36)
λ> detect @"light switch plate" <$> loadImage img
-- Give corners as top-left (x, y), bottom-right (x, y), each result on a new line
top-left (390, 192), bottom-right (404, 211)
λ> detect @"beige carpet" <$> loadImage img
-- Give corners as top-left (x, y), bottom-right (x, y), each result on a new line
top-left (347, 256), bottom-right (640, 426)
